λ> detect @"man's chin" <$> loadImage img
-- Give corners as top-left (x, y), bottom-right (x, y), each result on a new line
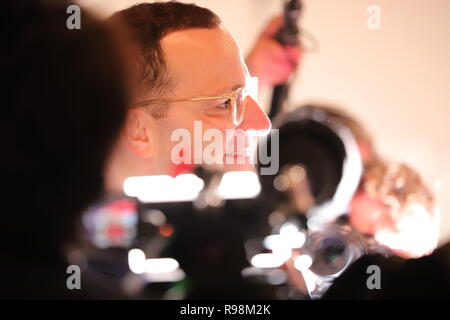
top-left (222, 162), bottom-right (257, 173)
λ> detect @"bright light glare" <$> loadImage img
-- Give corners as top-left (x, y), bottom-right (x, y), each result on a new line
top-left (279, 224), bottom-right (306, 248)
top-left (280, 223), bottom-right (298, 236)
top-left (144, 258), bottom-right (180, 274)
top-left (250, 253), bottom-right (285, 268)
top-left (294, 254), bottom-right (313, 270)
top-left (247, 76), bottom-right (259, 102)
top-left (123, 174), bottom-right (204, 203)
top-left (375, 204), bottom-right (439, 258)
top-left (263, 232), bottom-right (305, 250)
top-left (300, 267), bottom-right (317, 294)
top-left (129, 249), bottom-right (181, 277)
top-left (218, 171), bottom-right (261, 199)
top-left (263, 235), bottom-right (281, 250)
top-left (128, 248), bottom-right (146, 274)
top-left (144, 268), bottom-right (185, 283)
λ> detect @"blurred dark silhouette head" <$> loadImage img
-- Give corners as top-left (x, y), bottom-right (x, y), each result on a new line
top-left (2, 0), bottom-right (129, 257)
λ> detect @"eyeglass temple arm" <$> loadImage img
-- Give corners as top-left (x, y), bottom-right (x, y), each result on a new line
top-left (133, 90), bottom-right (240, 107)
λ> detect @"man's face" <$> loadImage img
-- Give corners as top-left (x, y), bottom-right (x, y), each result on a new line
top-left (142, 27), bottom-right (271, 175)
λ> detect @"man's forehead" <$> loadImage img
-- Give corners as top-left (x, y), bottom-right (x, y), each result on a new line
top-left (160, 27), bottom-right (247, 95)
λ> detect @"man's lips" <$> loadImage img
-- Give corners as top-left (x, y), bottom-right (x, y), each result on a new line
top-left (225, 136), bottom-right (257, 157)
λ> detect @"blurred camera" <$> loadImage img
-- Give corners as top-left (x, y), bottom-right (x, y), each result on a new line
top-left (254, 105), bottom-right (393, 298)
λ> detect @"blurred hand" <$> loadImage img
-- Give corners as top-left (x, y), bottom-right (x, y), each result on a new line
top-left (246, 16), bottom-right (302, 88)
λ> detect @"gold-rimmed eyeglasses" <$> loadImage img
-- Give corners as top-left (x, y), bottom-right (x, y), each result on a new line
top-left (133, 77), bottom-right (259, 126)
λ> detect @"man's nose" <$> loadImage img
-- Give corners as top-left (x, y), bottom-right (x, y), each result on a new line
top-left (238, 97), bottom-right (271, 135)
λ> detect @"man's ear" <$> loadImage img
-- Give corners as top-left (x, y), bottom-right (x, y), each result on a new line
top-left (121, 109), bottom-right (154, 158)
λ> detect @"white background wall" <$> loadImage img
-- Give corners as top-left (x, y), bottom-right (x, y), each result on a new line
top-left (78, 0), bottom-right (450, 243)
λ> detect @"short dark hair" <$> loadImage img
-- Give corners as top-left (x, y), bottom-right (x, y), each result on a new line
top-left (110, 1), bottom-right (221, 117)
top-left (2, 0), bottom-right (128, 255)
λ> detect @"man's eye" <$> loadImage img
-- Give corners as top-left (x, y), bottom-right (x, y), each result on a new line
top-left (216, 99), bottom-right (231, 109)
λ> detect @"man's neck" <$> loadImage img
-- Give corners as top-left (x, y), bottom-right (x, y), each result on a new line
top-left (104, 141), bottom-right (155, 194)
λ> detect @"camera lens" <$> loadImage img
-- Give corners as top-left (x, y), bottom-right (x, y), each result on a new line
top-left (306, 225), bottom-right (365, 278)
